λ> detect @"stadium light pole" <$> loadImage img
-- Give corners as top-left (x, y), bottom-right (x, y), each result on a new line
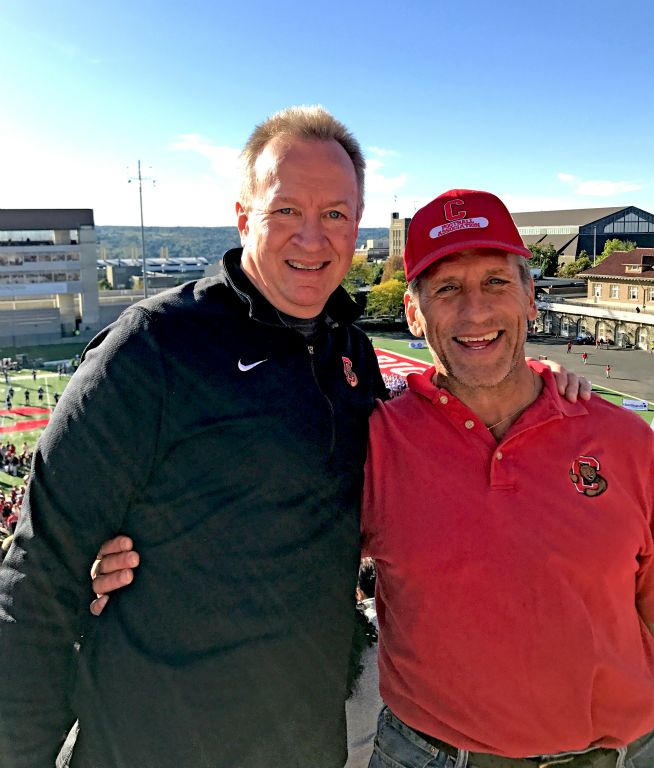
top-left (128, 160), bottom-right (155, 298)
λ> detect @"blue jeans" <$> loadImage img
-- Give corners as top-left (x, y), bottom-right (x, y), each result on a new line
top-left (368, 707), bottom-right (654, 768)
top-left (368, 708), bottom-right (464, 768)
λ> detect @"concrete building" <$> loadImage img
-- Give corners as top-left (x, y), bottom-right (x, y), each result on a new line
top-left (98, 256), bottom-right (210, 290)
top-left (513, 205), bottom-right (654, 264)
top-left (0, 209), bottom-right (99, 344)
top-left (389, 212), bottom-right (411, 261)
top-left (353, 239), bottom-right (389, 262)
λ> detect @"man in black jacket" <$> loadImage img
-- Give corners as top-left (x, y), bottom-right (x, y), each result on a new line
top-left (0, 106), bottom-right (387, 768)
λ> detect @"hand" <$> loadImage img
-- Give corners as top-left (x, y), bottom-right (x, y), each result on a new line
top-left (89, 535), bottom-right (140, 616)
top-left (527, 358), bottom-right (592, 403)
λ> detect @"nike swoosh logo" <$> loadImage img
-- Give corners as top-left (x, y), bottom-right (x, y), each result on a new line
top-left (238, 359), bottom-right (268, 372)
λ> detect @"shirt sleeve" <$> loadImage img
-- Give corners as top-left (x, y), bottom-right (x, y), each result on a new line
top-left (0, 306), bottom-right (165, 767)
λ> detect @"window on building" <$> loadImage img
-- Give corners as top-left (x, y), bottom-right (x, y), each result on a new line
top-left (610, 285), bottom-right (619, 299)
top-left (629, 286), bottom-right (638, 300)
top-left (603, 210), bottom-right (654, 234)
top-left (593, 283), bottom-right (602, 298)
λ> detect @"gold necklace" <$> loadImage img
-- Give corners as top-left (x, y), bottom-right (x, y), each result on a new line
top-left (487, 372), bottom-right (539, 432)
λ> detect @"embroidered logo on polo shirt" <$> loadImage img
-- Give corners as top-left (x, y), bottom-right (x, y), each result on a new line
top-left (569, 455), bottom-right (608, 497)
top-left (342, 357), bottom-right (358, 387)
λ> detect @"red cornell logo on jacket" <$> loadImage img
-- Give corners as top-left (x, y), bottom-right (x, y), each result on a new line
top-left (342, 357), bottom-right (358, 387)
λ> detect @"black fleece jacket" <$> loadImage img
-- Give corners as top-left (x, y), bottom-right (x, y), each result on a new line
top-left (0, 249), bottom-right (386, 768)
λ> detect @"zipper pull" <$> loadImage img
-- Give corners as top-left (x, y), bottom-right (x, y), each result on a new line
top-left (307, 345), bottom-right (314, 355)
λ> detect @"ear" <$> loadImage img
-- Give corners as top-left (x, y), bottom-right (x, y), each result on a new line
top-left (527, 277), bottom-right (537, 321)
top-left (236, 202), bottom-right (249, 246)
top-left (404, 292), bottom-right (423, 337)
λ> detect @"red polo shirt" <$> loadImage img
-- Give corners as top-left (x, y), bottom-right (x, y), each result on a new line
top-left (362, 368), bottom-right (654, 757)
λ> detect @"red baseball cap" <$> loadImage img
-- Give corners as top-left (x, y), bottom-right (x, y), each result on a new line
top-left (404, 189), bottom-right (531, 282)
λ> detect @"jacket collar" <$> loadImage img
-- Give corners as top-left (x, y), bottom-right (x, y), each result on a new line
top-left (219, 247), bottom-right (363, 328)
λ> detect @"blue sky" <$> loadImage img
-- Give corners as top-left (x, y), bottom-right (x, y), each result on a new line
top-left (1, 0), bottom-right (653, 227)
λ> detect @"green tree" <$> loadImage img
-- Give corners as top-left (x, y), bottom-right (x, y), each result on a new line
top-left (528, 243), bottom-right (559, 277)
top-left (557, 251), bottom-right (592, 277)
top-left (341, 256), bottom-right (375, 296)
top-left (390, 269), bottom-right (408, 287)
top-left (597, 238), bottom-right (636, 264)
top-left (370, 261), bottom-right (385, 285)
top-left (381, 254), bottom-right (404, 282)
top-left (366, 279), bottom-right (406, 317)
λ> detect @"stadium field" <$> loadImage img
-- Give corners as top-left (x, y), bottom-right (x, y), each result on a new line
top-left (0, 370), bottom-right (73, 489)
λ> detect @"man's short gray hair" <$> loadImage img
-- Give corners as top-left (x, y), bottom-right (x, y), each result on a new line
top-left (239, 105), bottom-right (365, 215)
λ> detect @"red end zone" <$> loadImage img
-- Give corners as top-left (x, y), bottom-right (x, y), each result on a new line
top-left (0, 407), bottom-right (50, 434)
top-left (375, 348), bottom-right (431, 379)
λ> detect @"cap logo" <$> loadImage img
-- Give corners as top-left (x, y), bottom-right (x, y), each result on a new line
top-left (444, 199), bottom-right (466, 221)
top-left (429, 216), bottom-right (489, 240)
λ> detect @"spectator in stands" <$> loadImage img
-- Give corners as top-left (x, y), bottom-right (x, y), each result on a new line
top-left (0, 534), bottom-right (13, 564)
top-left (382, 373), bottom-right (408, 399)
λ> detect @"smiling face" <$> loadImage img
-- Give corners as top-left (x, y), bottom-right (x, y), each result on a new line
top-left (405, 249), bottom-right (537, 394)
top-left (236, 136), bottom-right (360, 319)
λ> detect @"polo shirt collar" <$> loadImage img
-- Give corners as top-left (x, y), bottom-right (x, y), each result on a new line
top-left (406, 365), bottom-right (589, 426)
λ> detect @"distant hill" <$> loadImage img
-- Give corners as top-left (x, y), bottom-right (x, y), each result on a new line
top-left (97, 226), bottom-right (388, 263)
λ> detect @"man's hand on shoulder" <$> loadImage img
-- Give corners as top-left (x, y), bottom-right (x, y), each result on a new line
top-left (526, 357), bottom-right (592, 403)
top-left (90, 535), bottom-right (140, 616)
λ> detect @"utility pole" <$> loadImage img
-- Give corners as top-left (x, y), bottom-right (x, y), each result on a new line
top-left (128, 161), bottom-right (155, 298)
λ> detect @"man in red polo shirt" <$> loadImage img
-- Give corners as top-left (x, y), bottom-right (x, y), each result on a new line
top-left (362, 189), bottom-right (654, 768)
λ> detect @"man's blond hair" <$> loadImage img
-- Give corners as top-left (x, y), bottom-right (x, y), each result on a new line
top-left (239, 105), bottom-right (365, 215)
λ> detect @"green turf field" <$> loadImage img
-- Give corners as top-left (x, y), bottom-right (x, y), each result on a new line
top-left (0, 342), bottom-right (87, 362)
top-left (0, 369), bottom-right (74, 491)
top-left (371, 335), bottom-right (654, 425)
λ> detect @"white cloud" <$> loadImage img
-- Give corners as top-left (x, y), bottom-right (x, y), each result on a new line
top-left (367, 146), bottom-right (398, 159)
top-left (170, 134), bottom-right (241, 182)
top-left (360, 148), bottom-right (408, 225)
top-left (0, 125), bottom-right (240, 227)
top-left (557, 172), bottom-right (645, 197)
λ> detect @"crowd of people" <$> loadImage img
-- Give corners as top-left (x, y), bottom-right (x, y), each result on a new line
top-left (0, 482), bottom-right (27, 562)
top-left (1, 442), bottom-right (33, 477)
top-left (381, 372), bottom-right (408, 399)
